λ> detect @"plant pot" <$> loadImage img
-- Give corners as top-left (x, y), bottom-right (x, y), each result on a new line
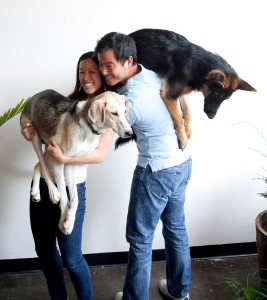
top-left (256, 209), bottom-right (267, 280)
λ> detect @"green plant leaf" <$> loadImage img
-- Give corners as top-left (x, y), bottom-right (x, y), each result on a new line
top-left (225, 270), bottom-right (267, 299)
top-left (0, 97), bottom-right (30, 127)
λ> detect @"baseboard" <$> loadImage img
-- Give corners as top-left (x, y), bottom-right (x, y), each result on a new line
top-left (0, 242), bottom-right (257, 273)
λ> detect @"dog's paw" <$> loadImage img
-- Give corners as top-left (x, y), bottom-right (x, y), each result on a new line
top-left (62, 219), bottom-right (74, 235)
top-left (185, 125), bottom-right (192, 139)
top-left (58, 219), bottom-right (74, 235)
top-left (58, 213), bottom-right (74, 235)
top-left (31, 188), bottom-right (41, 202)
top-left (62, 212), bottom-right (75, 235)
top-left (184, 119), bottom-right (192, 139)
top-left (58, 220), bottom-right (65, 234)
top-left (176, 128), bottom-right (188, 150)
top-left (48, 185), bottom-right (61, 204)
top-left (58, 217), bottom-right (68, 235)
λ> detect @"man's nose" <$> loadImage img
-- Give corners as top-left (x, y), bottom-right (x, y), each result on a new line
top-left (99, 66), bottom-right (107, 76)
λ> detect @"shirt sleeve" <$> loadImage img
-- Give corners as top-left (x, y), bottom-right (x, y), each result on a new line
top-left (128, 103), bottom-right (138, 127)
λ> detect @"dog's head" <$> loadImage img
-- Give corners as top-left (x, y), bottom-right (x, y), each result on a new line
top-left (201, 70), bottom-right (256, 119)
top-left (88, 91), bottom-right (133, 138)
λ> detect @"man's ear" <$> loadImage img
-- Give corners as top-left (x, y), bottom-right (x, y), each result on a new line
top-left (127, 56), bottom-right (134, 67)
top-left (88, 100), bottom-right (107, 127)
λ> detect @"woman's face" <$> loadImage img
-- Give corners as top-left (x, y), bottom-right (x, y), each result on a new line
top-left (79, 58), bottom-right (103, 96)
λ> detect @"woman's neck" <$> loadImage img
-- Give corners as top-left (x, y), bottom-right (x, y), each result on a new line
top-left (85, 86), bottom-right (105, 100)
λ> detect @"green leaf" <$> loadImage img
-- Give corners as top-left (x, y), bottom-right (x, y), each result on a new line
top-left (225, 270), bottom-right (267, 299)
top-left (0, 97), bottom-right (30, 127)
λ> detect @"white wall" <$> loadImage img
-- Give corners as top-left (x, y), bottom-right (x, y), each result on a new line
top-left (0, 0), bottom-right (266, 259)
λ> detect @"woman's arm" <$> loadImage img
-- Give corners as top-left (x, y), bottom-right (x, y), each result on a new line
top-left (47, 129), bottom-right (114, 164)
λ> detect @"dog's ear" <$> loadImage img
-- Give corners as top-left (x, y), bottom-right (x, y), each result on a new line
top-left (237, 78), bottom-right (257, 92)
top-left (124, 97), bottom-right (130, 117)
top-left (88, 100), bottom-right (107, 127)
top-left (205, 70), bottom-right (227, 89)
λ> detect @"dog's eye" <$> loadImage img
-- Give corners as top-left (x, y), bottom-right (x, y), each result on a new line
top-left (111, 112), bottom-right (118, 116)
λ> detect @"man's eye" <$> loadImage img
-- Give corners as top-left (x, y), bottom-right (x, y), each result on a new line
top-left (111, 112), bottom-right (118, 116)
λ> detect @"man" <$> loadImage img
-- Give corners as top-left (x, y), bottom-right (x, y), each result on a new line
top-left (95, 32), bottom-right (192, 300)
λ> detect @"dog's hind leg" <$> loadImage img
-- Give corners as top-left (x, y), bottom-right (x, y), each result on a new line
top-left (31, 135), bottom-right (60, 204)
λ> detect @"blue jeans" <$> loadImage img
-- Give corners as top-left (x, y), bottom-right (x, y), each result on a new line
top-left (30, 178), bottom-right (93, 300)
top-left (123, 158), bottom-right (192, 300)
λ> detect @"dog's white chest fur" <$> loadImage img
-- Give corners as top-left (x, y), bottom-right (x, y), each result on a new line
top-left (66, 132), bottom-right (100, 157)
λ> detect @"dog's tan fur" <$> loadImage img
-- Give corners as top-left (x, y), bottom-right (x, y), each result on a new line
top-left (20, 90), bottom-right (132, 234)
top-left (129, 28), bottom-right (256, 150)
top-left (161, 94), bottom-right (192, 150)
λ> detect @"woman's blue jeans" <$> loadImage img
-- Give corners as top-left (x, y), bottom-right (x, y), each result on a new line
top-left (30, 178), bottom-right (93, 300)
top-left (123, 158), bottom-right (192, 300)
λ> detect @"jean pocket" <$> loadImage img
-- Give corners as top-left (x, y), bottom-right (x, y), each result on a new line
top-left (150, 168), bottom-right (180, 198)
top-left (150, 160), bottom-right (192, 198)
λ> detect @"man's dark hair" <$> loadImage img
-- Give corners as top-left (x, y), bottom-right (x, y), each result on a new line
top-left (95, 32), bottom-right (137, 65)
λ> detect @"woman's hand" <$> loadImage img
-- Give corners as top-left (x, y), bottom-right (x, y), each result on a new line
top-left (47, 141), bottom-right (66, 163)
top-left (21, 122), bottom-right (37, 141)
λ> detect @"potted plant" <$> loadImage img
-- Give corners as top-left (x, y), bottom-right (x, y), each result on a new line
top-left (225, 270), bottom-right (267, 299)
top-left (256, 210), bottom-right (267, 281)
top-left (247, 124), bottom-right (267, 281)
top-left (0, 97), bottom-right (29, 127)
top-left (255, 164), bottom-right (267, 281)
top-left (234, 122), bottom-right (267, 282)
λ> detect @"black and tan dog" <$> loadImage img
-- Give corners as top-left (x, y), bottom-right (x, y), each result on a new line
top-left (116, 28), bottom-right (256, 149)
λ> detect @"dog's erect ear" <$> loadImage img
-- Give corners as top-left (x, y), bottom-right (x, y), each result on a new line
top-left (237, 78), bottom-right (257, 92)
top-left (205, 70), bottom-right (227, 89)
top-left (88, 100), bottom-right (107, 127)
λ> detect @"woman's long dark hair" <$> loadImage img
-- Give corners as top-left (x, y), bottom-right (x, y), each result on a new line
top-left (68, 51), bottom-right (107, 100)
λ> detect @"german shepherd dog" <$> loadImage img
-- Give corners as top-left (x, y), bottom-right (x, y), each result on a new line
top-left (116, 28), bottom-right (256, 149)
top-left (21, 90), bottom-right (132, 234)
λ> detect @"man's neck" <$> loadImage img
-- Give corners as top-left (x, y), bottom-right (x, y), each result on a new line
top-left (130, 64), bottom-right (141, 78)
top-left (118, 64), bottom-right (141, 88)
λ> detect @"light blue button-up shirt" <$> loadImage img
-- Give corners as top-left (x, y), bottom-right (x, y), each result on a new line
top-left (117, 65), bottom-right (191, 172)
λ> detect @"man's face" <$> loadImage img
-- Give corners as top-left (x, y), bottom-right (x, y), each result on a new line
top-left (98, 49), bottom-right (131, 86)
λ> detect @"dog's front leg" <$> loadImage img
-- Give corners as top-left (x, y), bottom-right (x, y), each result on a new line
top-left (179, 95), bottom-right (192, 139)
top-left (160, 91), bottom-right (188, 150)
top-left (53, 163), bottom-right (70, 235)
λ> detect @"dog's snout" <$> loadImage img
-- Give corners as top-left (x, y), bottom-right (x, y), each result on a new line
top-left (125, 130), bottom-right (133, 137)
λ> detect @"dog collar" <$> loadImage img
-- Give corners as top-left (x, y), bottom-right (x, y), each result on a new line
top-left (88, 121), bottom-right (101, 135)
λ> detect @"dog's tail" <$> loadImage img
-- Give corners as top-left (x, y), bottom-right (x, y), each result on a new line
top-left (115, 132), bottom-right (136, 150)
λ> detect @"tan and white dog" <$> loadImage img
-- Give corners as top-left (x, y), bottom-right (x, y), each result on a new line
top-left (20, 89), bottom-right (132, 235)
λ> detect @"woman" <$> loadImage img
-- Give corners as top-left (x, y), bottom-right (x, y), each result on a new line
top-left (22, 51), bottom-right (114, 300)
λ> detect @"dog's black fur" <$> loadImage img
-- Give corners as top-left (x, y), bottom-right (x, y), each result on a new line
top-left (115, 28), bottom-right (256, 149)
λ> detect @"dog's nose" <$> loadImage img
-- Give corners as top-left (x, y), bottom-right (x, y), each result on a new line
top-left (126, 130), bottom-right (133, 137)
